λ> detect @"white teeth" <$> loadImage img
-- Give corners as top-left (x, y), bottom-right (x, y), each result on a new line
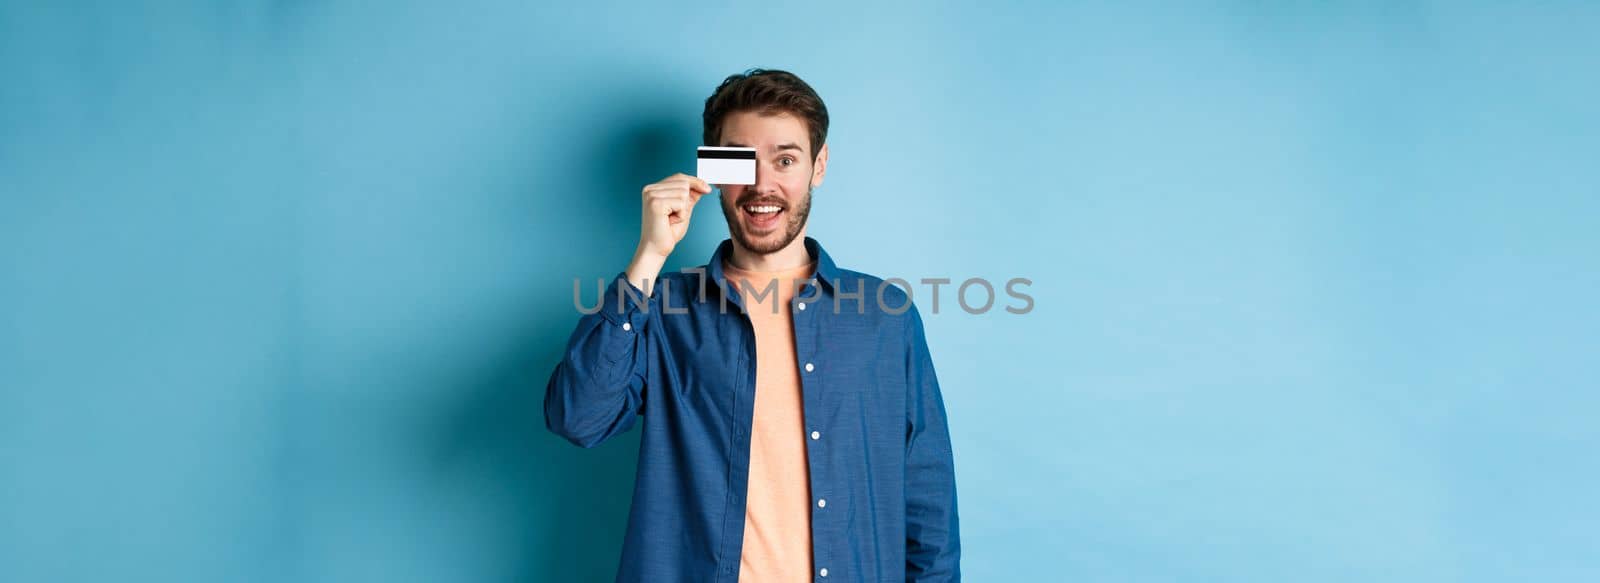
top-left (744, 205), bottom-right (781, 214)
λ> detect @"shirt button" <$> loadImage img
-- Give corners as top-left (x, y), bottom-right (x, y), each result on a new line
top-left (820, 567), bottom-right (829, 577)
top-left (621, 322), bottom-right (631, 331)
top-left (797, 302), bottom-right (807, 311)
top-left (804, 362), bottom-right (815, 373)
top-left (817, 498), bottom-right (826, 508)
top-left (810, 430), bottom-right (820, 440)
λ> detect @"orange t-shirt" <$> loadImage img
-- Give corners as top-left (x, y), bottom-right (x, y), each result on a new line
top-left (723, 258), bottom-right (818, 583)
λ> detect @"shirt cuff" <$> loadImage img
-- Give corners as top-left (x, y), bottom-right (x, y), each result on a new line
top-left (595, 271), bottom-right (658, 331)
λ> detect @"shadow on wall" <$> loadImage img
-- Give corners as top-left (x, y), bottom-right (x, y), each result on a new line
top-left (426, 87), bottom-right (720, 581)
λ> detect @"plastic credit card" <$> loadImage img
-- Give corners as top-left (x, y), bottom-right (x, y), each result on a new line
top-left (696, 147), bottom-right (756, 185)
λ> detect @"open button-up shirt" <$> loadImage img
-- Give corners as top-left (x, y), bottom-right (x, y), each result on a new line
top-left (545, 237), bottom-right (961, 582)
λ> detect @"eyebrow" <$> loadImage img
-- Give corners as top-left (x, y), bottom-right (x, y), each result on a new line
top-left (722, 141), bottom-right (807, 154)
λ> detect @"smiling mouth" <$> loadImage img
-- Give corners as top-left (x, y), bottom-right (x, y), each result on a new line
top-left (741, 202), bottom-right (785, 231)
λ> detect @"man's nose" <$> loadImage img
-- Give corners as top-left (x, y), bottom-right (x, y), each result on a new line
top-left (752, 160), bottom-right (780, 195)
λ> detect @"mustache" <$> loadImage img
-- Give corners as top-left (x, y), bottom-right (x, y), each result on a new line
top-left (733, 196), bottom-right (788, 208)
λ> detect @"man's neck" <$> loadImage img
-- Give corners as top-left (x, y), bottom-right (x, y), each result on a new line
top-left (725, 230), bottom-right (812, 272)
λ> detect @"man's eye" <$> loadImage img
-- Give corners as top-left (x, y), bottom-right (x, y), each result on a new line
top-left (779, 157), bottom-right (794, 167)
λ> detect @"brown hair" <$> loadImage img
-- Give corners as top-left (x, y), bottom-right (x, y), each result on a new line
top-left (702, 69), bottom-right (829, 161)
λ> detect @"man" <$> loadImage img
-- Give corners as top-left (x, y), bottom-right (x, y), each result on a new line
top-left (545, 69), bottom-right (960, 582)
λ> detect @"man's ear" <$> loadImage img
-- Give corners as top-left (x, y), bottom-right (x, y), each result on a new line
top-left (811, 143), bottom-right (829, 189)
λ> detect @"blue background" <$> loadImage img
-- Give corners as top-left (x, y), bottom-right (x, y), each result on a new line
top-left (3, 1), bottom-right (1597, 581)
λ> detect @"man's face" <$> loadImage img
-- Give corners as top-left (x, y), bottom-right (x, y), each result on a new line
top-left (716, 110), bottom-right (828, 255)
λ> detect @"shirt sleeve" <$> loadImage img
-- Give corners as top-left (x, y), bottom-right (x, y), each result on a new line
top-left (543, 271), bottom-right (655, 448)
top-left (904, 303), bottom-right (962, 581)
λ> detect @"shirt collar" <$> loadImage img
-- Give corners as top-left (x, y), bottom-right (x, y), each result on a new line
top-left (703, 236), bottom-right (841, 300)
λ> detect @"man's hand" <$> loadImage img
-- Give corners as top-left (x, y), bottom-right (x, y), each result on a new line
top-left (627, 173), bottom-right (711, 294)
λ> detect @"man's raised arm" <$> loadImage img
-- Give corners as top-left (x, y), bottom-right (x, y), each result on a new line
top-left (542, 173), bottom-right (709, 448)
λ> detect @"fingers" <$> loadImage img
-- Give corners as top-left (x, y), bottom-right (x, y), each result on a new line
top-left (647, 196), bottom-right (687, 225)
top-left (645, 186), bottom-right (692, 223)
top-left (638, 174), bottom-right (705, 259)
top-left (654, 173), bottom-right (711, 193)
top-left (643, 184), bottom-right (694, 207)
top-left (687, 176), bottom-right (711, 194)
top-left (644, 174), bottom-right (711, 207)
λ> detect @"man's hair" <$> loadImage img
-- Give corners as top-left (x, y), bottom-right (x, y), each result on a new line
top-left (702, 68), bottom-right (829, 161)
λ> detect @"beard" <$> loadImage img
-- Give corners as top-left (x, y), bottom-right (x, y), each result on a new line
top-left (719, 185), bottom-right (813, 255)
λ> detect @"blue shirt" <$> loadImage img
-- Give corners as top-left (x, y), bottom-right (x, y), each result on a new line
top-left (545, 237), bottom-right (961, 582)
